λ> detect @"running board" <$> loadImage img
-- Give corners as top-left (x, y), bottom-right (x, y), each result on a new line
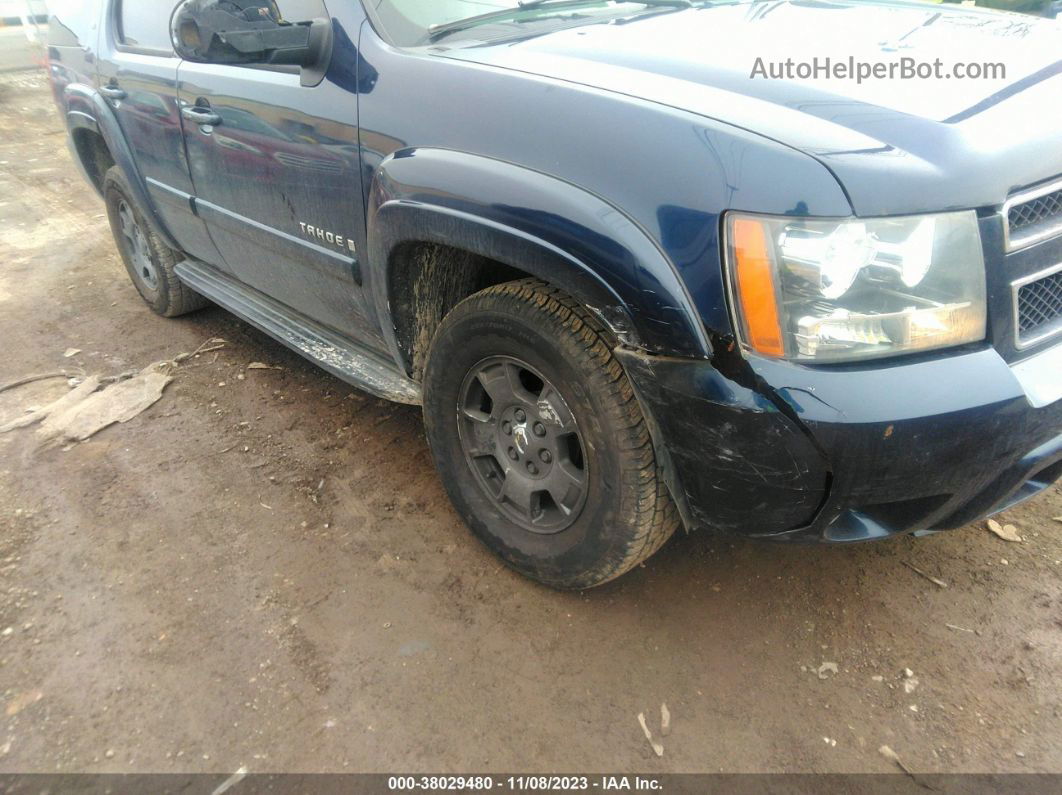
top-left (175, 259), bottom-right (421, 405)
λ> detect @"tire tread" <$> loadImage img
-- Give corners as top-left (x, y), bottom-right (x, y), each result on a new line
top-left (436, 278), bottom-right (678, 588)
top-left (103, 166), bottom-right (208, 318)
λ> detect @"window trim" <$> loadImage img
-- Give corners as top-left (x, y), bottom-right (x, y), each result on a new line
top-left (358, 0), bottom-right (398, 47)
top-left (358, 0), bottom-right (454, 49)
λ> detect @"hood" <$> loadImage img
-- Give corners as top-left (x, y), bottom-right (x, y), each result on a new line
top-left (441, 0), bottom-right (1062, 215)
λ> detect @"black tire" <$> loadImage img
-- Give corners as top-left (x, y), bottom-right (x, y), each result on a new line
top-left (103, 166), bottom-right (208, 317)
top-left (423, 279), bottom-right (679, 590)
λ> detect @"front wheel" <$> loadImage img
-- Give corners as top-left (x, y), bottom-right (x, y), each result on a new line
top-left (423, 279), bottom-right (679, 590)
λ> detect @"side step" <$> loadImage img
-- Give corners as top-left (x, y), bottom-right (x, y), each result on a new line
top-left (175, 259), bottom-right (421, 405)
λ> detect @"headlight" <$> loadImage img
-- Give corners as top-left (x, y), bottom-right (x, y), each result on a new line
top-left (724, 211), bottom-right (986, 362)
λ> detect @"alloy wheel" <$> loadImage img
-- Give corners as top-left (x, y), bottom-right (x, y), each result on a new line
top-left (117, 199), bottom-right (158, 291)
top-left (458, 356), bottom-right (588, 534)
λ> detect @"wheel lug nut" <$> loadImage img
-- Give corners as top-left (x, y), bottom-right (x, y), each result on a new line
top-left (526, 462), bottom-right (539, 475)
top-left (539, 449), bottom-right (552, 464)
top-left (502, 421), bottom-right (512, 435)
top-left (514, 409), bottom-right (526, 422)
top-left (507, 447), bottom-right (518, 461)
top-left (533, 422), bottom-right (546, 437)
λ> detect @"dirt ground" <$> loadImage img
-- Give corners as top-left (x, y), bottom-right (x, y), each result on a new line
top-left (0, 69), bottom-right (1060, 776)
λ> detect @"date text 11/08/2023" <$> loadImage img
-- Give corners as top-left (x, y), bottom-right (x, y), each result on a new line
top-left (387, 775), bottom-right (663, 791)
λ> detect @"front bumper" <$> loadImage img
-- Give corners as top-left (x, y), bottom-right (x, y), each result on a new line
top-left (618, 343), bottom-right (1062, 542)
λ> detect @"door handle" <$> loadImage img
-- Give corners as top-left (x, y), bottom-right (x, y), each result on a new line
top-left (100, 85), bottom-right (127, 100)
top-left (181, 107), bottom-right (222, 127)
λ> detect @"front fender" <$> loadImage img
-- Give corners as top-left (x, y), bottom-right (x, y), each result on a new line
top-left (62, 83), bottom-right (181, 251)
top-left (366, 148), bottom-right (712, 367)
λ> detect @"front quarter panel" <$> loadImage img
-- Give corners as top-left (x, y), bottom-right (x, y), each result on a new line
top-left (355, 24), bottom-right (853, 356)
top-left (367, 147), bottom-right (709, 362)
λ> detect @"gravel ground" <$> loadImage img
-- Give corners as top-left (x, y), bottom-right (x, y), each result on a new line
top-left (0, 69), bottom-right (1060, 775)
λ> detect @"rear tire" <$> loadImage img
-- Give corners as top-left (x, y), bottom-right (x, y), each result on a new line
top-left (103, 166), bottom-right (208, 317)
top-left (423, 279), bottom-right (679, 590)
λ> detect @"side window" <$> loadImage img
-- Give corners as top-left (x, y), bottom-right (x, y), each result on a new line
top-left (277, 1), bottom-right (329, 17)
top-left (117, 0), bottom-right (178, 53)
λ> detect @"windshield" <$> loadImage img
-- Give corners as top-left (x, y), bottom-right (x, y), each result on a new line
top-left (363, 0), bottom-right (699, 47)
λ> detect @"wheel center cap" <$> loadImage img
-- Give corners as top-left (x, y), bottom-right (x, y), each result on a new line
top-left (512, 421), bottom-right (530, 455)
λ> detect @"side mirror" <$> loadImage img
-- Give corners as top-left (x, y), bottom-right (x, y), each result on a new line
top-left (171, 0), bottom-right (332, 86)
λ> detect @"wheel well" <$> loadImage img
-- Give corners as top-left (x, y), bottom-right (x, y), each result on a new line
top-left (71, 128), bottom-right (115, 193)
top-left (389, 242), bottom-right (528, 381)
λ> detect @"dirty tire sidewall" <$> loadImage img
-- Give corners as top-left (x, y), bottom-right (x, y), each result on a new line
top-left (424, 280), bottom-right (678, 590)
top-left (103, 166), bottom-right (208, 318)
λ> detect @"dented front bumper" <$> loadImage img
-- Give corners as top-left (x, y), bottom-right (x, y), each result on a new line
top-left (618, 345), bottom-right (1062, 542)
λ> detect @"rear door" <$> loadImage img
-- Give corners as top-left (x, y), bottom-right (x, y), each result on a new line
top-left (96, 0), bottom-right (224, 267)
top-left (175, 1), bottom-right (378, 343)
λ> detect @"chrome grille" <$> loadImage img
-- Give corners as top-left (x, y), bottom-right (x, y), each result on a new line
top-left (1005, 177), bottom-right (1062, 251)
top-left (1014, 266), bottom-right (1062, 348)
top-left (1010, 188), bottom-right (1062, 233)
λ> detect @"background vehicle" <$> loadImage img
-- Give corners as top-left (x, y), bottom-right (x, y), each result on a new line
top-left (48, 0), bottom-right (1062, 588)
top-left (946, 0), bottom-right (1060, 17)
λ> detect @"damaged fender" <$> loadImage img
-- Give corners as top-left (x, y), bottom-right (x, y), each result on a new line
top-left (366, 148), bottom-right (712, 374)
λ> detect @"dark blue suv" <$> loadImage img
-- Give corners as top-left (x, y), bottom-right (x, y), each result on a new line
top-left (48, 0), bottom-right (1062, 588)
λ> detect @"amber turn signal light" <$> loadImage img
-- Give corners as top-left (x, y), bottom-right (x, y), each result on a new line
top-left (730, 217), bottom-right (785, 357)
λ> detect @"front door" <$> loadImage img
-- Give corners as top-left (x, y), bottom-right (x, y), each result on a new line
top-left (175, 1), bottom-right (378, 343)
top-left (97, 0), bottom-right (224, 267)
